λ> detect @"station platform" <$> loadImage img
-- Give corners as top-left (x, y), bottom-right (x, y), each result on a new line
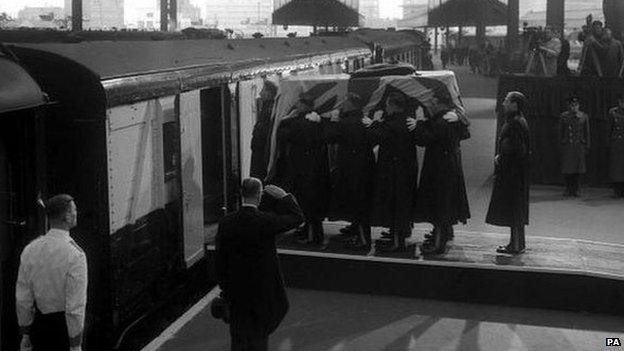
top-left (205, 222), bottom-right (624, 316)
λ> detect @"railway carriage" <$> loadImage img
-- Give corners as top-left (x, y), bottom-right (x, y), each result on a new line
top-left (0, 29), bottom-right (426, 350)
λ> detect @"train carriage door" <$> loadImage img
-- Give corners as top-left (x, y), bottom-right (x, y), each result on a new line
top-left (178, 91), bottom-right (205, 267)
top-left (0, 110), bottom-right (46, 351)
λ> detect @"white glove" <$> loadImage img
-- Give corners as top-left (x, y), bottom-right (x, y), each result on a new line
top-left (305, 112), bottom-right (321, 123)
top-left (443, 111), bottom-right (459, 122)
top-left (20, 335), bottom-right (32, 351)
top-left (406, 118), bottom-right (417, 132)
top-left (361, 117), bottom-right (373, 127)
top-left (372, 110), bottom-right (384, 122)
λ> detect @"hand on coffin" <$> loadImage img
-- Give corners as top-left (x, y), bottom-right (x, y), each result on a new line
top-left (305, 112), bottom-right (321, 123)
top-left (361, 117), bottom-right (374, 127)
top-left (443, 111), bottom-right (460, 122)
top-left (406, 118), bottom-right (417, 131)
top-left (372, 110), bottom-right (384, 122)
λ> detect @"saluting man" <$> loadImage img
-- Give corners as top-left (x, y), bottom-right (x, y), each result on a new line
top-left (559, 97), bottom-right (591, 197)
top-left (16, 194), bottom-right (87, 351)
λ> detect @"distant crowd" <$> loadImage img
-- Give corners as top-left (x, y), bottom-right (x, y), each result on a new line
top-left (439, 43), bottom-right (506, 76)
top-left (437, 17), bottom-right (624, 79)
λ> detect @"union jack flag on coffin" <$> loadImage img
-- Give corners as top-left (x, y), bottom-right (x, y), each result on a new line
top-left (265, 70), bottom-right (467, 181)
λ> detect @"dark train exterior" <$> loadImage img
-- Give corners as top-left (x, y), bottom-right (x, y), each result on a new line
top-left (0, 29), bottom-right (427, 351)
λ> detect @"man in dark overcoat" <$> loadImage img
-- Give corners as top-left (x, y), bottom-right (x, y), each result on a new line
top-left (250, 81), bottom-right (277, 180)
top-left (559, 97), bottom-right (590, 197)
top-left (607, 95), bottom-right (624, 197)
top-left (215, 179), bottom-right (304, 351)
top-left (486, 92), bottom-right (531, 254)
top-left (408, 96), bottom-right (471, 255)
top-left (313, 93), bottom-right (376, 249)
top-left (363, 92), bottom-right (418, 252)
top-left (277, 94), bottom-right (331, 247)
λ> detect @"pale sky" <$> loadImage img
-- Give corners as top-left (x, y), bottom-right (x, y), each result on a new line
top-left (0, 1), bottom-right (600, 21)
top-left (379, 0), bottom-right (403, 19)
top-left (2, 0), bottom-right (403, 19)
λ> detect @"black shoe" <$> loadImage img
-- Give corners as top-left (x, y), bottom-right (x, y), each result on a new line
top-left (378, 241), bottom-right (406, 252)
top-left (296, 238), bottom-right (315, 245)
top-left (496, 245), bottom-right (525, 255)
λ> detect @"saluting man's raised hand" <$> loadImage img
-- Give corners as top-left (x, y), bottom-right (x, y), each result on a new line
top-left (264, 185), bottom-right (288, 199)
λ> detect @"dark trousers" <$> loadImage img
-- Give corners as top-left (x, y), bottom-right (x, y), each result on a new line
top-left (230, 325), bottom-right (268, 351)
top-left (510, 226), bottom-right (526, 250)
top-left (31, 310), bottom-right (69, 351)
top-left (564, 174), bottom-right (580, 195)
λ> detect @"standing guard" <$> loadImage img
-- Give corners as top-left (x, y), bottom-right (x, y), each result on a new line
top-left (277, 94), bottom-right (331, 248)
top-left (607, 95), bottom-right (624, 197)
top-left (409, 95), bottom-right (471, 255)
top-left (363, 92), bottom-right (418, 252)
top-left (559, 97), bottom-right (591, 197)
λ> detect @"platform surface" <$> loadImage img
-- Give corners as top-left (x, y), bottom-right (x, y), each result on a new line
top-left (147, 288), bottom-right (624, 351)
top-left (205, 221), bottom-right (624, 281)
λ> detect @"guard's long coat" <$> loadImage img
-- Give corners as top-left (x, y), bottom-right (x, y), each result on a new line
top-left (559, 110), bottom-right (590, 175)
top-left (608, 107), bottom-right (624, 182)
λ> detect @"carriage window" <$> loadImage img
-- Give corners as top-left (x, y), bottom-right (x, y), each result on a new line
top-left (162, 121), bottom-right (179, 181)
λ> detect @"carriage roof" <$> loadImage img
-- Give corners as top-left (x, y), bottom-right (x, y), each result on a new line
top-left (6, 29), bottom-right (423, 107)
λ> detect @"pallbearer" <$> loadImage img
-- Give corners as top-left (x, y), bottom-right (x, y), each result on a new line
top-left (409, 95), bottom-right (470, 255)
top-left (317, 93), bottom-right (375, 250)
top-left (607, 94), bottom-right (624, 197)
top-left (486, 92), bottom-right (531, 254)
top-left (277, 93), bottom-right (331, 248)
top-left (363, 92), bottom-right (418, 252)
top-left (559, 96), bottom-right (590, 197)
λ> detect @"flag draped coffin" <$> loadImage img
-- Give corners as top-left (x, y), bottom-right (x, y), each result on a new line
top-left (266, 71), bottom-right (467, 184)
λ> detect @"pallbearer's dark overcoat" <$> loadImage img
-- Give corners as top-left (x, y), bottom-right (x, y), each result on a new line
top-left (250, 99), bottom-right (274, 180)
top-left (486, 113), bottom-right (531, 227)
top-left (323, 110), bottom-right (376, 223)
top-left (412, 111), bottom-right (470, 226)
top-left (608, 107), bottom-right (624, 182)
top-left (277, 113), bottom-right (331, 220)
top-left (367, 112), bottom-right (418, 234)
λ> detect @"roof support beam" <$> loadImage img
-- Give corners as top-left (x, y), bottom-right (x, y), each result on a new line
top-left (546, 0), bottom-right (565, 37)
top-left (506, 0), bottom-right (519, 50)
top-left (71, 0), bottom-right (82, 31)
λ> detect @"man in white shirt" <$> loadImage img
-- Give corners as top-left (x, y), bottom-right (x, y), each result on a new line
top-left (15, 194), bottom-right (87, 351)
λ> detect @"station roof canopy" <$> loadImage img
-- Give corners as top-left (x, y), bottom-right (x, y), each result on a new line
top-left (427, 0), bottom-right (508, 27)
top-left (273, 0), bottom-right (361, 28)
